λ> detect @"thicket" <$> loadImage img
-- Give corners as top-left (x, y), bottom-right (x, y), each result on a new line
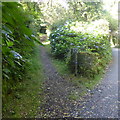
top-left (49, 24), bottom-right (112, 77)
top-left (2, 2), bottom-right (41, 98)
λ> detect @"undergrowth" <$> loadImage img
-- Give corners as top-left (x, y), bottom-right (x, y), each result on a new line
top-left (45, 43), bottom-right (105, 100)
top-left (2, 45), bottom-right (44, 118)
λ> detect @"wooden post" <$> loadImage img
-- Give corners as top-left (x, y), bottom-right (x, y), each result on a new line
top-left (73, 48), bottom-right (78, 76)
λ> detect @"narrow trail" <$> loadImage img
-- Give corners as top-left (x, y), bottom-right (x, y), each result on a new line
top-left (37, 46), bottom-right (76, 118)
top-left (38, 46), bottom-right (119, 118)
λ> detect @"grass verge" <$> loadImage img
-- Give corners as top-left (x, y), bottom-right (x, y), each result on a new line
top-left (2, 44), bottom-right (44, 118)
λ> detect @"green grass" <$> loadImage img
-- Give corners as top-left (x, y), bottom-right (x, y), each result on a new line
top-left (51, 58), bottom-right (71, 75)
top-left (2, 45), bottom-right (44, 118)
top-left (45, 43), bottom-right (105, 100)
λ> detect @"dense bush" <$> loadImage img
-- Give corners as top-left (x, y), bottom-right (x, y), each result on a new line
top-left (49, 27), bottom-right (78, 58)
top-left (2, 2), bottom-right (41, 96)
top-left (68, 51), bottom-right (99, 77)
top-left (49, 26), bottom-right (112, 77)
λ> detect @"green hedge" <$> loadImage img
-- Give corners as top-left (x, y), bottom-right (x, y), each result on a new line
top-left (49, 27), bottom-right (78, 58)
top-left (49, 26), bottom-right (112, 77)
top-left (67, 50), bottom-right (102, 78)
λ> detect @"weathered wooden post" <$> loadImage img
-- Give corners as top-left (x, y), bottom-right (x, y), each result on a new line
top-left (73, 48), bottom-right (78, 76)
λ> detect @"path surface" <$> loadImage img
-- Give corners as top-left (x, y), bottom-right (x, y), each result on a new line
top-left (38, 46), bottom-right (76, 118)
top-left (38, 47), bottom-right (119, 118)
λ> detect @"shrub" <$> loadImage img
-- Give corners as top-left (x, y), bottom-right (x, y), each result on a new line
top-left (67, 50), bottom-right (102, 78)
top-left (49, 27), bottom-right (78, 58)
top-left (67, 35), bottom-right (111, 77)
top-left (49, 26), bottom-right (112, 77)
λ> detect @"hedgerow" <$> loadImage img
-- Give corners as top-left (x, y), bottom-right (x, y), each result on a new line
top-left (49, 25), bottom-right (112, 77)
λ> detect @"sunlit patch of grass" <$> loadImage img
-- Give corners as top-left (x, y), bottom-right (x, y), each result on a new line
top-left (51, 58), bottom-right (71, 75)
top-left (69, 72), bottom-right (104, 100)
top-left (42, 41), bottom-right (50, 45)
top-left (2, 45), bottom-right (44, 118)
top-left (72, 73), bottom-right (103, 89)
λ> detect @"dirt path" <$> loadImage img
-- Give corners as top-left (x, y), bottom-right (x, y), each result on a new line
top-left (38, 47), bottom-right (119, 118)
top-left (37, 46), bottom-right (76, 118)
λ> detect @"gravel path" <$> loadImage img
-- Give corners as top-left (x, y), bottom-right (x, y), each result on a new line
top-left (38, 47), bottom-right (119, 118)
top-left (37, 46), bottom-right (76, 118)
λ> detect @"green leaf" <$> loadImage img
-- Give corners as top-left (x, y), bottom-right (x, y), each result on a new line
top-left (6, 41), bottom-right (14, 47)
top-left (3, 68), bottom-right (10, 74)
